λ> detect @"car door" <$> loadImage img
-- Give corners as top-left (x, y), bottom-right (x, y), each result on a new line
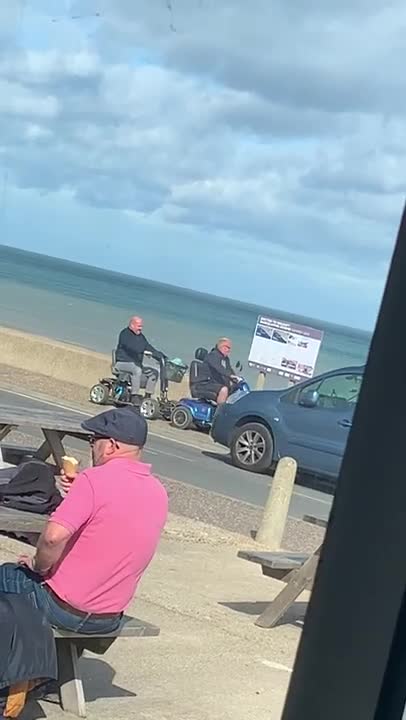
top-left (276, 372), bottom-right (363, 477)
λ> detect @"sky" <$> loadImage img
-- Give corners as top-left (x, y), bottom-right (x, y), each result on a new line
top-left (0, 1), bottom-right (405, 330)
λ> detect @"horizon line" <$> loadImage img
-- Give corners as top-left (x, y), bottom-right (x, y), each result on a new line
top-left (0, 242), bottom-right (372, 337)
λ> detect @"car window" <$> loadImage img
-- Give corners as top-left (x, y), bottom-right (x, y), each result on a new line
top-left (298, 374), bottom-right (363, 411)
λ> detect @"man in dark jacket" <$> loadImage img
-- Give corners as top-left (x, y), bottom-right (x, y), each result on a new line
top-left (115, 316), bottom-right (166, 402)
top-left (194, 337), bottom-right (237, 404)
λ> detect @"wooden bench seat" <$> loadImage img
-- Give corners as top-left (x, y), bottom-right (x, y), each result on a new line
top-left (0, 443), bottom-right (38, 466)
top-left (0, 505), bottom-right (46, 534)
top-left (238, 545), bottom-right (322, 628)
top-left (53, 615), bottom-right (160, 717)
top-left (238, 550), bottom-right (310, 580)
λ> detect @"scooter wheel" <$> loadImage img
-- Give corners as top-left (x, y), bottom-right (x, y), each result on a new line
top-left (171, 406), bottom-right (193, 430)
top-left (140, 397), bottom-right (161, 420)
top-left (89, 383), bottom-right (109, 405)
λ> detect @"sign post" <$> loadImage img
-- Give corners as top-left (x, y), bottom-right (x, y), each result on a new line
top-left (255, 370), bottom-right (267, 390)
top-left (248, 316), bottom-right (324, 386)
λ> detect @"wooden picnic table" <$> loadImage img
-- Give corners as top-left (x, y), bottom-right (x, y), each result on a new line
top-left (238, 515), bottom-right (331, 628)
top-left (0, 404), bottom-right (91, 467)
top-left (0, 505), bottom-right (46, 535)
top-left (238, 545), bottom-right (322, 628)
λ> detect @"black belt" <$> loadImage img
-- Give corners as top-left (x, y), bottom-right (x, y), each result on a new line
top-left (44, 585), bottom-right (121, 621)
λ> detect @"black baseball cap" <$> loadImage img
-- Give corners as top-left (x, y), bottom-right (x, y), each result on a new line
top-left (81, 406), bottom-right (148, 447)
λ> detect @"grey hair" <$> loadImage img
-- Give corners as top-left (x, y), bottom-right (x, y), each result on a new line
top-left (216, 337), bottom-right (231, 347)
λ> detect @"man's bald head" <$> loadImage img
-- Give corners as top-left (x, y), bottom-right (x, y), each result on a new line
top-left (129, 316), bottom-right (143, 334)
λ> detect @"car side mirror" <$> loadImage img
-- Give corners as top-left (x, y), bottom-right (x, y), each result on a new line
top-left (299, 390), bottom-right (319, 408)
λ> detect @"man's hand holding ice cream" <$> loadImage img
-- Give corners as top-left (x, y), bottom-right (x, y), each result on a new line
top-left (59, 455), bottom-right (79, 493)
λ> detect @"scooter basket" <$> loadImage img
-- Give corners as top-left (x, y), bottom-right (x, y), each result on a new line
top-left (165, 360), bottom-right (188, 383)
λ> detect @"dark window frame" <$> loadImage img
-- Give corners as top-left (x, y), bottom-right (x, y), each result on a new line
top-left (281, 203), bottom-right (406, 720)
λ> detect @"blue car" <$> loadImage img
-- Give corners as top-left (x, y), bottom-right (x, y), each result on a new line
top-left (211, 366), bottom-right (364, 480)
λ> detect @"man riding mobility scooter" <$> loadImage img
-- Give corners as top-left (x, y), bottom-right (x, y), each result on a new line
top-left (90, 352), bottom-right (188, 420)
top-left (171, 347), bottom-right (249, 430)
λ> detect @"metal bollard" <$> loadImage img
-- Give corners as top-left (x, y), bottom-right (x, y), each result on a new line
top-left (256, 456), bottom-right (297, 548)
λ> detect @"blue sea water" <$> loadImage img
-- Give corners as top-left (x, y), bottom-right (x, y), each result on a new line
top-left (0, 244), bottom-right (372, 386)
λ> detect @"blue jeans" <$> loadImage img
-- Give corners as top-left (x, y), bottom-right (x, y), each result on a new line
top-left (0, 563), bottom-right (121, 635)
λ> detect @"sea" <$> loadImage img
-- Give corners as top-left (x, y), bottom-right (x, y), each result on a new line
top-left (0, 244), bottom-right (372, 387)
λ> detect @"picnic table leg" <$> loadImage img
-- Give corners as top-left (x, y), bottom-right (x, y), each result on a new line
top-left (0, 424), bottom-right (17, 442)
top-left (255, 548), bottom-right (321, 629)
top-left (57, 639), bottom-right (86, 718)
top-left (36, 430), bottom-right (66, 466)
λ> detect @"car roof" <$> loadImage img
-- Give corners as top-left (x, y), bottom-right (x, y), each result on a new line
top-left (265, 365), bottom-right (366, 394)
top-left (323, 365), bottom-right (365, 373)
top-left (284, 364), bottom-right (365, 389)
top-left (249, 365), bottom-right (366, 399)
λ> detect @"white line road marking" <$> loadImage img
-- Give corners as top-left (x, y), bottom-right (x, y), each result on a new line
top-left (0, 388), bottom-right (91, 415)
top-left (258, 659), bottom-right (292, 673)
top-left (148, 446), bottom-right (194, 463)
top-left (0, 387), bottom-right (209, 451)
top-left (146, 429), bottom-right (213, 452)
top-left (294, 489), bottom-right (331, 505)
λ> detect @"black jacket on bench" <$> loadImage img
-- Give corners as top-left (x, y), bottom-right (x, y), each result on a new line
top-left (0, 460), bottom-right (62, 514)
top-left (0, 592), bottom-right (57, 699)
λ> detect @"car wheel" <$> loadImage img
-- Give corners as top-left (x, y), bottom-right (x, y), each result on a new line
top-left (230, 422), bottom-right (273, 472)
top-left (89, 383), bottom-right (110, 405)
top-left (171, 406), bottom-right (193, 430)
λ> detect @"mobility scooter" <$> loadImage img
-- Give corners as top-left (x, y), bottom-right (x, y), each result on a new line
top-left (89, 352), bottom-right (188, 420)
top-left (171, 348), bottom-right (249, 431)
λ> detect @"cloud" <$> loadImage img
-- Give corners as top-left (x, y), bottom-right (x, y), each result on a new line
top-left (0, 78), bottom-right (59, 117)
top-left (95, 1), bottom-right (406, 111)
top-left (0, 0), bottom-right (405, 328)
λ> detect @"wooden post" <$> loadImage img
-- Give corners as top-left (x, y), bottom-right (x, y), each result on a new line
top-left (256, 371), bottom-right (266, 390)
top-left (256, 457), bottom-right (297, 548)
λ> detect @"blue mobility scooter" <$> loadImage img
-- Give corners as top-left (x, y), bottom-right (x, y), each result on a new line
top-left (171, 347), bottom-right (249, 431)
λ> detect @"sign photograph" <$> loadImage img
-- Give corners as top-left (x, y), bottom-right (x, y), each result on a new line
top-left (248, 316), bottom-right (324, 382)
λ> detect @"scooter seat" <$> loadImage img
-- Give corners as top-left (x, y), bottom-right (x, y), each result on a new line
top-left (190, 395), bottom-right (217, 407)
top-left (112, 368), bottom-right (132, 383)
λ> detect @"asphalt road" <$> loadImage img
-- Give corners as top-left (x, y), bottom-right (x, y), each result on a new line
top-left (0, 388), bottom-right (332, 522)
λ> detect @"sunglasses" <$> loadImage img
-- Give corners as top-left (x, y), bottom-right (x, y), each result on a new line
top-left (88, 435), bottom-right (120, 448)
top-left (88, 435), bottom-right (108, 446)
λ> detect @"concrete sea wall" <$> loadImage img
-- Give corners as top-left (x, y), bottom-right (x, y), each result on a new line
top-left (0, 325), bottom-right (189, 399)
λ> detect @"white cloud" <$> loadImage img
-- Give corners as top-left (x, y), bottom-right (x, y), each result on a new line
top-left (25, 123), bottom-right (52, 140)
top-left (0, 79), bottom-right (59, 117)
top-left (0, 0), bottom-right (404, 327)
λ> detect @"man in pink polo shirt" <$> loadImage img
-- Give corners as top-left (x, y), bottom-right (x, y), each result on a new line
top-left (0, 407), bottom-right (168, 634)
